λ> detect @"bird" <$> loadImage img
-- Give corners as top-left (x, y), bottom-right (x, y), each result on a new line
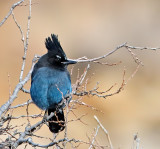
top-left (30, 34), bottom-right (77, 133)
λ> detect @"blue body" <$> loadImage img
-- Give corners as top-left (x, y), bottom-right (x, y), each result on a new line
top-left (30, 67), bottom-right (72, 110)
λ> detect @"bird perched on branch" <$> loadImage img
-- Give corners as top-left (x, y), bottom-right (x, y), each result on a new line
top-left (30, 34), bottom-right (76, 133)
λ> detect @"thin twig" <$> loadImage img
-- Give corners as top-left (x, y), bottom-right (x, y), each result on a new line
top-left (0, 58), bottom-right (36, 117)
top-left (12, 11), bottom-right (25, 43)
top-left (0, 0), bottom-right (25, 27)
top-left (70, 42), bottom-right (127, 63)
top-left (13, 112), bottom-right (55, 148)
top-left (88, 125), bottom-right (100, 149)
top-left (125, 45), bottom-right (160, 51)
top-left (94, 115), bottom-right (113, 149)
top-left (10, 99), bottom-right (33, 109)
top-left (7, 73), bottom-right (12, 98)
top-left (19, 0), bottom-right (32, 81)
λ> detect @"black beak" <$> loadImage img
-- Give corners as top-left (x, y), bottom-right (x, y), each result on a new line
top-left (61, 59), bottom-right (77, 65)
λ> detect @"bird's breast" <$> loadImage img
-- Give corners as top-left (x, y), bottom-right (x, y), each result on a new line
top-left (30, 67), bottom-right (71, 110)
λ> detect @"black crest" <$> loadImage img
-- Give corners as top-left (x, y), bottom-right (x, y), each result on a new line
top-left (45, 34), bottom-right (67, 60)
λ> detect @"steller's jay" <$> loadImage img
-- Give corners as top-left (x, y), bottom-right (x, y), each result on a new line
top-left (30, 34), bottom-right (77, 133)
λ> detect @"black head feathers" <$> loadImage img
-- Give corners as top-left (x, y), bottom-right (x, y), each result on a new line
top-left (45, 34), bottom-right (77, 66)
top-left (45, 34), bottom-right (67, 60)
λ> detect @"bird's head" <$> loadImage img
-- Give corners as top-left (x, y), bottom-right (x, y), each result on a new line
top-left (45, 34), bottom-right (77, 67)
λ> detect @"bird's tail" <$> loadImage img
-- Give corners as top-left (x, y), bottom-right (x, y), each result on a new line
top-left (48, 108), bottom-right (65, 133)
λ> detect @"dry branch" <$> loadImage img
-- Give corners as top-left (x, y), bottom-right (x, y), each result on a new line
top-left (0, 60), bottom-right (35, 117)
top-left (94, 115), bottom-right (113, 149)
top-left (0, 0), bottom-right (25, 27)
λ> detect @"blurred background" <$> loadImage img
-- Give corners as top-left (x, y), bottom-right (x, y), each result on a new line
top-left (0, 0), bottom-right (160, 148)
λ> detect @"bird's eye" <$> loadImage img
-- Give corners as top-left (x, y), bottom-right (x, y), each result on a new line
top-left (55, 55), bottom-right (61, 61)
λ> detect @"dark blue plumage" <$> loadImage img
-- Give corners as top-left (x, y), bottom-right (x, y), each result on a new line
top-left (30, 34), bottom-right (76, 133)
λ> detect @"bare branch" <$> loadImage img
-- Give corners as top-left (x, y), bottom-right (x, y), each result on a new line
top-left (0, 58), bottom-right (36, 117)
top-left (13, 112), bottom-right (55, 148)
top-left (125, 44), bottom-right (160, 51)
top-left (88, 125), bottom-right (100, 149)
top-left (12, 11), bottom-right (25, 43)
top-left (92, 60), bottom-right (122, 66)
top-left (73, 100), bottom-right (103, 113)
top-left (94, 115), bottom-right (113, 149)
top-left (2, 114), bottom-right (43, 120)
top-left (7, 73), bottom-right (12, 98)
top-left (132, 133), bottom-right (141, 149)
top-left (19, 0), bottom-right (32, 81)
top-left (21, 88), bottom-right (30, 93)
top-left (19, 137), bottom-right (99, 148)
top-left (0, 0), bottom-right (25, 27)
top-left (69, 42), bottom-right (127, 63)
top-left (10, 100), bottom-right (33, 109)
top-left (74, 69), bottom-right (126, 99)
